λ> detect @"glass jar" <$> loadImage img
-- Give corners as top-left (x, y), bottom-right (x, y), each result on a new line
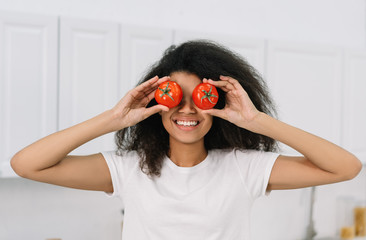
top-left (336, 196), bottom-right (355, 240)
top-left (354, 199), bottom-right (366, 237)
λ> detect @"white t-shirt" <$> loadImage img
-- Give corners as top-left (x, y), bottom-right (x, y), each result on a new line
top-left (101, 148), bottom-right (279, 240)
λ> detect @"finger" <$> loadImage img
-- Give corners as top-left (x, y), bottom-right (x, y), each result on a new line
top-left (144, 90), bottom-right (157, 105)
top-left (144, 76), bottom-right (165, 92)
top-left (219, 75), bottom-right (230, 80)
top-left (132, 76), bottom-right (162, 100)
top-left (143, 105), bottom-right (169, 119)
top-left (130, 88), bottom-right (157, 108)
top-left (202, 108), bottom-right (227, 120)
top-left (220, 75), bottom-right (244, 91)
top-left (130, 78), bottom-right (157, 99)
top-left (202, 78), bottom-right (209, 83)
top-left (157, 76), bottom-right (171, 85)
top-left (136, 76), bottom-right (159, 91)
top-left (137, 75), bottom-right (169, 93)
top-left (206, 79), bottom-right (234, 92)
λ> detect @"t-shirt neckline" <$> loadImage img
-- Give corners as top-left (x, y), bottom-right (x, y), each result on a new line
top-left (165, 150), bottom-right (212, 173)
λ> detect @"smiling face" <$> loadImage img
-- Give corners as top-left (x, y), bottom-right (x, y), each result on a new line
top-left (160, 72), bottom-right (213, 147)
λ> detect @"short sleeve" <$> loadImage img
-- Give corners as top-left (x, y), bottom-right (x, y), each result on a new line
top-left (234, 149), bottom-right (279, 199)
top-left (100, 150), bottom-right (138, 199)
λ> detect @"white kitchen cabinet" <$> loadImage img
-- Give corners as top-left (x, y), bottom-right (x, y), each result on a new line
top-left (0, 11), bottom-right (58, 177)
top-left (174, 30), bottom-right (266, 76)
top-left (343, 51), bottom-right (366, 163)
top-left (267, 41), bottom-right (343, 155)
top-left (1, 10), bottom-right (365, 178)
top-left (119, 24), bottom-right (173, 97)
top-left (59, 17), bottom-right (119, 155)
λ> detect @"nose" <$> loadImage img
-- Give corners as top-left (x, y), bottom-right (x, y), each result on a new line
top-left (178, 97), bottom-right (196, 114)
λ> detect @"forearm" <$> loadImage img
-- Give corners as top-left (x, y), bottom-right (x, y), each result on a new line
top-left (11, 109), bottom-right (118, 173)
top-left (249, 112), bottom-right (361, 177)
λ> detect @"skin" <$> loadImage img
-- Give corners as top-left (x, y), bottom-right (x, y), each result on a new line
top-left (160, 72), bottom-right (213, 167)
top-left (10, 72), bottom-right (362, 193)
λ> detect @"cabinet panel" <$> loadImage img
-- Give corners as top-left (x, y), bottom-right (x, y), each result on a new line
top-left (0, 12), bottom-right (58, 177)
top-left (59, 17), bottom-right (119, 155)
top-left (343, 51), bottom-right (366, 163)
top-left (267, 42), bottom-right (342, 155)
top-left (174, 30), bottom-right (266, 76)
top-left (119, 25), bottom-right (173, 96)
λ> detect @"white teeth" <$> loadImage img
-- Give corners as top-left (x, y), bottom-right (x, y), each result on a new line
top-left (176, 120), bottom-right (198, 126)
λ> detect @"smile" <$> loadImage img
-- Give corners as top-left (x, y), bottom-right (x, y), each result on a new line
top-left (175, 120), bottom-right (199, 127)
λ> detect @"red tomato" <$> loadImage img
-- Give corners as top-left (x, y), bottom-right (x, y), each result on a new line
top-left (192, 83), bottom-right (219, 110)
top-left (155, 80), bottom-right (183, 108)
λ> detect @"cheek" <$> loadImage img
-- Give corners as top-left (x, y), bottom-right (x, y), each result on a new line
top-left (202, 115), bottom-right (213, 131)
top-left (160, 111), bottom-right (173, 130)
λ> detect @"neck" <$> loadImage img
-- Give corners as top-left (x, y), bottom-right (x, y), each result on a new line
top-left (168, 138), bottom-right (208, 167)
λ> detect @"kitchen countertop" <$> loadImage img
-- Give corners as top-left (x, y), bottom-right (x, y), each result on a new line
top-left (315, 237), bottom-right (366, 240)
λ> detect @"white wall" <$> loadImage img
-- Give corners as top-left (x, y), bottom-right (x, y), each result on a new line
top-left (1, 1), bottom-right (366, 240)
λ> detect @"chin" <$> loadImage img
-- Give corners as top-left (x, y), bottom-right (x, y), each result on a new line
top-left (169, 135), bottom-right (205, 146)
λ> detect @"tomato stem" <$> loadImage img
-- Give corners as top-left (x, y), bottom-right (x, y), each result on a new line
top-left (201, 86), bottom-right (218, 104)
top-left (159, 82), bottom-right (175, 101)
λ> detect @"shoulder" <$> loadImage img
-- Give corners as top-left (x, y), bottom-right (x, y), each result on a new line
top-left (100, 150), bottom-right (140, 169)
top-left (234, 148), bottom-right (279, 161)
top-left (210, 148), bottom-right (279, 170)
top-left (210, 148), bottom-right (278, 160)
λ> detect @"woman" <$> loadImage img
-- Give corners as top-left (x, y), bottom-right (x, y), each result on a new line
top-left (11, 40), bottom-right (362, 239)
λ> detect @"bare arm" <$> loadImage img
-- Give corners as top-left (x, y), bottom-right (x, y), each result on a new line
top-left (203, 76), bottom-right (362, 190)
top-left (251, 113), bottom-right (362, 189)
top-left (11, 110), bottom-right (117, 192)
top-left (10, 76), bottom-right (169, 192)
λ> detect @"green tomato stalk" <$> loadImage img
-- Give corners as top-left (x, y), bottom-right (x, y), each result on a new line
top-left (201, 86), bottom-right (218, 104)
top-left (159, 82), bottom-right (175, 101)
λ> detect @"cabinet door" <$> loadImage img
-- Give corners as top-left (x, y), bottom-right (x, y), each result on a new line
top-left (59, 17), bottom-right (119, 155)
top-left (267, 41), bottom-right (343, 155)
top-left (174, 30), bottom-right (266, 76)
top-left (343, 51), bottom-right (366, 163)
top-left (119, 24), bottom-right (173, 97)
top-left (0, 11), bottom-right (58, 177)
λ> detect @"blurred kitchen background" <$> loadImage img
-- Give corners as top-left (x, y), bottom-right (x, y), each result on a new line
top-left (0, 0), bottom-right (366, 239)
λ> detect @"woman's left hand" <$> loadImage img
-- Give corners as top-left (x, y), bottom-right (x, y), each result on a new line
top-left (202, 76), bottom-right (261, 132)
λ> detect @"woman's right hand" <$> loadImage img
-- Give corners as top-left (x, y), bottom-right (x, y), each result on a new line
top-left (110, 76), bottom-right (170, 131)
top-left (10, 76), bottom-right (169, 191)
